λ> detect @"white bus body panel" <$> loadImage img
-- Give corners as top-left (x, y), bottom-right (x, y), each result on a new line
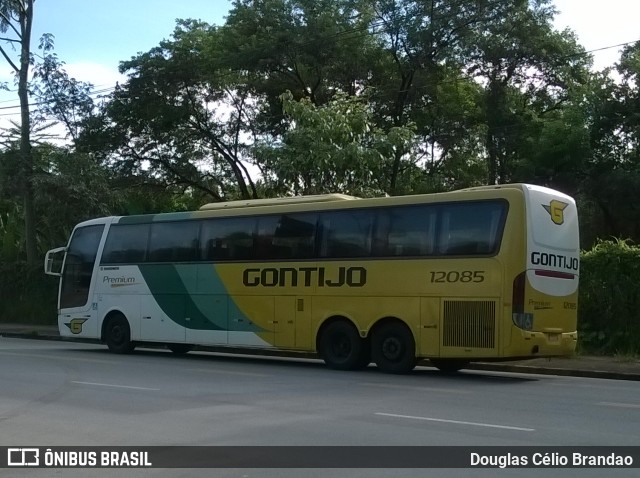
top-left (523, 185), bottom-right (580, 296)
top-left (95, 264), bottom-right (270, 348)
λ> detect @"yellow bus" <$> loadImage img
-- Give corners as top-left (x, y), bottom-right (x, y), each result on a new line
top-left (44, 183), bottom-right (579, 373)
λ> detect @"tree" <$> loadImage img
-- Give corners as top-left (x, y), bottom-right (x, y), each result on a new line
top-left (221, 0), bottom-right (378, 130)
top-left (80, 20), bottom-right (259, 202)
top-left (463, 0), bottom-right (590, 185)
top-left (254, 91), bottom-right (419, 196)
top-left (615, 41), bottom-right (640, 166)
top-left (0, 0), bottom-right (36, 263)
top-left (365, 0), bottom-right (494, 192)
top-left (576, 42), bottom-right (640, 245)
top-left (31, 43), bottom-right (96, 145)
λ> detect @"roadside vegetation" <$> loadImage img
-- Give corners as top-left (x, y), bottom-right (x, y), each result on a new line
top-left (578, 240), bottom-right (640, 355)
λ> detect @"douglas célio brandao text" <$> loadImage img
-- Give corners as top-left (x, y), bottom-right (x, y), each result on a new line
top-left (470, 452), bottom-right (634, 468)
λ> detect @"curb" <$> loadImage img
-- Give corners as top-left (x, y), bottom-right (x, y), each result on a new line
top-left (0, 331), bottom-right (101, 344)
top-left (2, 331), bottom-right (640, 381)
top-left (468, 362), bottom-right (640, 381)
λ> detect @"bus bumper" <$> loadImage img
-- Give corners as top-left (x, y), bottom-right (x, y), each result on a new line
top-left (509, 328), bottom-right (578, 357)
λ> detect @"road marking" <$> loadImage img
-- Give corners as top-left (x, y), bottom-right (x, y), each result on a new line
top-left (375, 412), bottom-right (535, 431)
top-left (358, 382), bottom-right (469, 394)
top-left (598, 401), bottom-right (640, 409)
top-left (71, 381), bottom-right (160, 391)
top-left (186, 368), bottom-right (271, 378)
top-left (0, 350), bottom-right (114, 364)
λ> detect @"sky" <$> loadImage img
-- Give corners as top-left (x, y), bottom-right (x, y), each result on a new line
top-left (0, 0), bottom-right (639, 125)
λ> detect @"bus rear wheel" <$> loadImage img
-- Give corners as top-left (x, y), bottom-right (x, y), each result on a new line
top-left (372, 322), bottom-right (416, 374)
top-left (104, 313), bottom-right (135, 354)
top-left (319, 321), bottom-right (369, 371)
top-left (430, 359), bottom-right (469, 373)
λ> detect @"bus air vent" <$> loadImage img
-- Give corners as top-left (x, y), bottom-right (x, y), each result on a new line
top-left (443, 300), bottom-right (496, 348)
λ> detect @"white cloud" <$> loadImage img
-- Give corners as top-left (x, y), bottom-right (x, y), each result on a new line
top-left (553, 0), bottom-right (640, 70)
top-left (0, 62), bottom-right (125, 134)
top-left (62, 62), bottom-right (126, 89)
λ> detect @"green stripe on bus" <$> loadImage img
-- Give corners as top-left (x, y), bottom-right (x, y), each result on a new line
top-left (138, 264), bottom-right (264, 332)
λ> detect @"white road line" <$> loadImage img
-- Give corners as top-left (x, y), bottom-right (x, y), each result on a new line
top-left (71, 381), bottom-right (160, 391)
top-left (375, 412), bottom-right (535, 431)
top-left (598, 401), bottom-right (640, 409)
top-left (0, 350), bottom-right (114, 364)
top-left (359, 382), bottom-right (470, 394)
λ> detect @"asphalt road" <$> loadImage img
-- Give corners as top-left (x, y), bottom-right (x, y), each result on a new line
top-left (1, 337), bottom-right (639, 478)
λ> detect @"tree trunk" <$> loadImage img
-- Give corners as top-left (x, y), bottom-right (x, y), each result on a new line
top-left (485, 79), bottom-right (504, 185)
top-left (18, 0), bottom-right (36, 264)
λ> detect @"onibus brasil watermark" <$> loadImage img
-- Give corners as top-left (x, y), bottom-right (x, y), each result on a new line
top-left (3, 446), bottom-right (639, 468)
top-left (6, 448), bottom-right (151, 468)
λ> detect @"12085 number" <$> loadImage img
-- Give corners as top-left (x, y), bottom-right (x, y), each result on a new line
top-left (430, 270), bottom-right (485, 283)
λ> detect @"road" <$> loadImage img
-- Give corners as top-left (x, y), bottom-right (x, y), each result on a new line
top-left (1, 337), bottom-right (639, 478)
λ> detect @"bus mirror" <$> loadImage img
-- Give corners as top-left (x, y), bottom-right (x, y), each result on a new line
top-left (44, 247), bottom-right (66, 276)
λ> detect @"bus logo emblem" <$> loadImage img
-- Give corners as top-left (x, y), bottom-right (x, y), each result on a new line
top-left (65, 318), bottom-right (88, 334)
top-left (542, 200), bottom-right (568, 225)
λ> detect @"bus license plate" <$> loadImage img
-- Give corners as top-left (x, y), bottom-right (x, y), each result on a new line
top-left (548, 334), bottom-right (560, 343)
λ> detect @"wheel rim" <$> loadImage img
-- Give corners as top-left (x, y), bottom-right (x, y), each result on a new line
top-left (110, 324), bottom-right (124, 345)
top-left (331, 333), bottom-right (351, 360)
top-left (381, 336), bottom-right (403, 362)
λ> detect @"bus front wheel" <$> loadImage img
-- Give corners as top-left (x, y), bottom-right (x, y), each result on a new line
top-left (104, 313), bottom-right (135, 354)
top-left (372, 322), bottom-right (416, 374)
top-left (319, 321), bottom-right (369, 371)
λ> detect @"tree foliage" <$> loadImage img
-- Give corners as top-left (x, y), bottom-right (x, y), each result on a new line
top-left (2, 0), bottom-right (640, 262)
top-left (78, 20), bottom-right (259, 202)
top-left (579, 239), bottom-right (640, 355)
top-left (255, 90), bottom-right (419, 196)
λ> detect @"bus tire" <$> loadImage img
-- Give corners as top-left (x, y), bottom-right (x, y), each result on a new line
top-left (169, 344), bottom-right (194, 355)
top-left (430, 359), bottom-right (469, 373)
top-left (104, 313), bottom-right (135, 354)
top-left (319, 321), bottom-right (368, 371)
top-left (372, 322), bottom-right (416, 374)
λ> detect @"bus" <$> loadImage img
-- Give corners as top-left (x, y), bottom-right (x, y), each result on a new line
top-left (44, 183), bottom-right (579, 374)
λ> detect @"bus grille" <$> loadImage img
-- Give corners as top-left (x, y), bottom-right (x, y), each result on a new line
top-left (443, 300), bottom-right (496, 348)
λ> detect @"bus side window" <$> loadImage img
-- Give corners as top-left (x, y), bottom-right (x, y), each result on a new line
top-left (255, 216), bottom-right (282, 259)
top-left (273, 214), bottom-right (317, 259)
top-left (319, 210), bottom-right (373, 258)
top-left (437, 202), bottom-right (506, 256)
top-left (374, 206), bottom-right (436, 257)
top-left (148, 221), bottom-right (199, 263)
top-left (200, 218), bottom-right (256, 261)
top-left (252, 214), bottom-right (318, 260)
top-left (101, 224), bottom-right (150, 264)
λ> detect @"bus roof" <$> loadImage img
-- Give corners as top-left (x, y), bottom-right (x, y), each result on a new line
top-left (199, 193), bottom-right (359, 210)
top-left (74, 183), bottom-right (564, 227)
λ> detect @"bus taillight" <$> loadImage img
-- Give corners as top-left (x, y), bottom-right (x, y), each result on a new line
top-left (512, 272), bottom-right (533, 330)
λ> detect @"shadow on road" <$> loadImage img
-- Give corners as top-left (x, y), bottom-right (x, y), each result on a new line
top-left (65, 345), bottom-right (538, 384)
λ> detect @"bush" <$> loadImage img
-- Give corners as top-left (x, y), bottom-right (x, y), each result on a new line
top-left (0, 261), bottom-right (58, 325)
top-left (578, 239), bottom-right (640, 355)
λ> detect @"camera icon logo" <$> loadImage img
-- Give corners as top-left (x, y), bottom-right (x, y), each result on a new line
top-left (7, 448), bottom-right (40, 466)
